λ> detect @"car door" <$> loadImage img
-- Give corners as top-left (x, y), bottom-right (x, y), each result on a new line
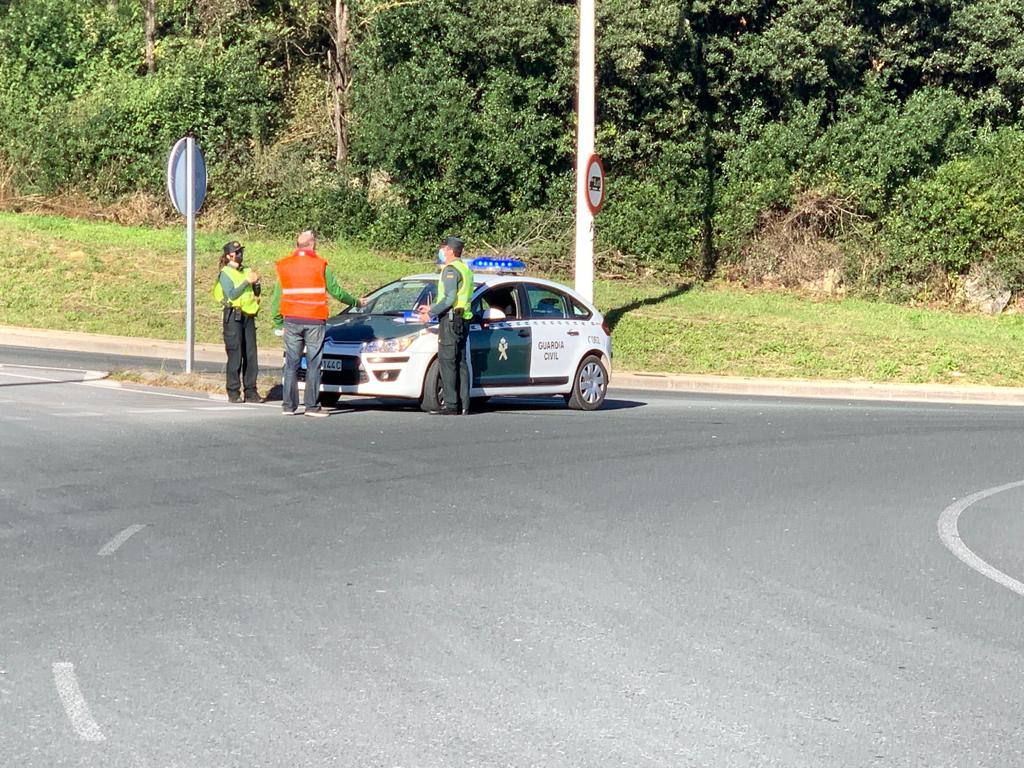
top-left (469, 284), bottom-right (532, 388)
top-left (522, 283), bottom-right (582, 385)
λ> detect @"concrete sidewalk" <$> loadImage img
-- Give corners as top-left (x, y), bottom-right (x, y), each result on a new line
top-left (6, 322), bottom-right (1024, 407)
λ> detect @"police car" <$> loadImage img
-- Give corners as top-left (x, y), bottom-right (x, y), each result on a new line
top-left (300, 258), bottom-right (612, 411)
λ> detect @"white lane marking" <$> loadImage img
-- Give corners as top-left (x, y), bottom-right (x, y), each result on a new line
top-left (98, 524), bottom-right (147, 557)
top-left (126, 408), bottom-right (189, 414)
top-left (0, 370), bottom-right (62, 382)
top-left (51, 411), bottom-right (106, 418)
top-left (0, 363), bottom-right (94, 374)
top-left (86, 381), bottom-right (215, 402)
top-left (84, 380), bottom-right (279, 407)
top-left (52, 663), bottom-right (106, 742)
top-left (0, 365), bottom-right (104, 382)
top-left (938, 480), bottom-right (1024, 598)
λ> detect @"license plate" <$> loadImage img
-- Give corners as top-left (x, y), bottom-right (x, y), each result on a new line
top-left (322, 358), bottom-right (348, 371)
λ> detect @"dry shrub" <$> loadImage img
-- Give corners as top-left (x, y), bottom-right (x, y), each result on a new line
top-left (0, 189), bottom-right (239, 231)
top-left (739, 189), bottom-right (864, 294)
top-left (107, 191), bottom-right (176, 227)
top-left (483, 210), bottom-right (678, 281)
top-left (0, 154), bottom-right (15, 202)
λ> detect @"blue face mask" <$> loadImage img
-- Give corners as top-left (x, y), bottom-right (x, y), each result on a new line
top-left (436, 248), bottom-right (446, 266)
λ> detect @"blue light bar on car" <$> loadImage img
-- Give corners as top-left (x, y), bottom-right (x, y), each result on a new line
top-left (395, 310), bottom-right (437, 325)
top-left (467, 256), bottom-right (526, 275)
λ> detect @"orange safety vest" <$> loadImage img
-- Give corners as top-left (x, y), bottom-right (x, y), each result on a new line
top-left (276, 249), bottom-right (329, 320)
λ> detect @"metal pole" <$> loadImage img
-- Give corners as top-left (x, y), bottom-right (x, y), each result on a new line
top-left (574, 0), bottom-right (596, 303)
top-left (185, 137), bottom-right (196, 373)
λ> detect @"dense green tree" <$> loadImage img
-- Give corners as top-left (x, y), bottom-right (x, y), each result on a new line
top-left (2, 0), bottom-right (1024, 288)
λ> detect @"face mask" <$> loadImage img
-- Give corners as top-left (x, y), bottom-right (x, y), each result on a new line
top-left (436, 249), bottom-right (446, 266)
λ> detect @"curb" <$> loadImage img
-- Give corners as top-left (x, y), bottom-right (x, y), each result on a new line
top-left (1, 324), bottom-right (225, 364)
top-left (611, 372), bottom-right (1024, 407)
top-left (5, 323), bottom-right (1024, 407)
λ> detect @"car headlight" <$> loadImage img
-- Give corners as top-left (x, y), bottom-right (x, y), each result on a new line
top-left (361, 333), bottom-right (419, 354)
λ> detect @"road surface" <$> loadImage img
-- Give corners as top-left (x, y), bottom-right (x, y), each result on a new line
top-left (2, 353), bottom-right (1023, 767)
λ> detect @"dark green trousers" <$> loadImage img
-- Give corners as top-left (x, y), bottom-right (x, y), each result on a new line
top-left (438, 314), bottom-right (469, 412)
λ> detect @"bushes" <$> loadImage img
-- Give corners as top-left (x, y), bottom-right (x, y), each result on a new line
top-left (4, 0), bottom-right (1024, 298)
top-left (882, 129), bottom-right (1024, 290)
top-left (0, 1), bottom-right (279, 199)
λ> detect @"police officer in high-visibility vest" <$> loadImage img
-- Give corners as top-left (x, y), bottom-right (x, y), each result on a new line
top-left (213, 241), bottom-right (263, 403)
top-left (417, 236), bottom-right (472, 415)
top-left (271, 230), bottom-right (361, 417)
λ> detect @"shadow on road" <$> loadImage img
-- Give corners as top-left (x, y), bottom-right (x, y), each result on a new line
top-left (603, 283), bottom-right (693, 332)
top-left (332, 395), bottom-right (646, 414)
top-left (0, 378), bottom-right (87, 388)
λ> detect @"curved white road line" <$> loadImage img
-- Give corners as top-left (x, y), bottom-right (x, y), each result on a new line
top-left (52, 663), bottom-right (106, 742)
top-left (938, 480), bottom-right (1024, 598)
top-left (98, 524), bottom-right (147, 557)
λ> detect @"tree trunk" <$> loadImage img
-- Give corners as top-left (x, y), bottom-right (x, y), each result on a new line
top-left (144, 0), bottom-right (156, 74)
top-left (329, 0), bottom-right (351, 168)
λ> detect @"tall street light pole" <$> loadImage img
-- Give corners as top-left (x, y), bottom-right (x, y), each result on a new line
top-left (574, 0), bottom-right (596, 303)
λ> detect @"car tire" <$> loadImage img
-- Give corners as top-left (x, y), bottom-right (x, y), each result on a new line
top-left (566, 354), bottom-right (608, 411)
top-left (319, 392), bottom-right (340, 408)
top-left (420, 358), bottom-right (444, 412)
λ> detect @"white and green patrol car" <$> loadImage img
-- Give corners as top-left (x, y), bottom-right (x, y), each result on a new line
top-left (300, 259), bottom-right (612, 411)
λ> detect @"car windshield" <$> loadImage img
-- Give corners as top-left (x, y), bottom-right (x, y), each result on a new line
top-left (345, 279), bottom-right (438, 316)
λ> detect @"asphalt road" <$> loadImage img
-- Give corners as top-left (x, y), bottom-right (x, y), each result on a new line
top-left (0, 345), bottom-right (227, 376)
top-left (3, 354), bottom-right (1024, 767)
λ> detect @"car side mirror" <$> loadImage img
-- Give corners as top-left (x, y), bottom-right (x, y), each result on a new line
top-left (482, 307), bottom-right (506, 322)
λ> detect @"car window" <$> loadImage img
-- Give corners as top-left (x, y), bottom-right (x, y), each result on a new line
top-left (525, 285), bottom-right (569, 319)
top-left (569, 297), bottom-right (592, 319)
top-left (353, 280), bottom-right (436, 315)
top-left (472, 285), bottom-right (521, 319)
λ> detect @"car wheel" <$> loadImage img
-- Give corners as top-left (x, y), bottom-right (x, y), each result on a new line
top-left (420, 358), bottom-right (444, 412)
top-left (566, 354), bottom-right (608, 411)
top-left (319, 392), bottom-right (340, 408)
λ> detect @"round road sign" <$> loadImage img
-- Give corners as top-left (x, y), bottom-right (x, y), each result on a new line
top-left (585, 154), bottom-right (605, 215)
top-left (167, 137), bottom-right (207, 216)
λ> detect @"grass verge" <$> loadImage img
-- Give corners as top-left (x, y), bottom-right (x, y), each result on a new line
top-left (7, 212), bottom-right (1024, 387)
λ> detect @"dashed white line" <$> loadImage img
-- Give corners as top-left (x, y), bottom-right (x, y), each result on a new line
top-left (98, 524), bottom-right (147, 557)
top-left (938, 480), bottom-right (1024, 598)
top-left (126, 408), bottom-right (189, 414)
top-left (52, 662), bottom-right (105, 742)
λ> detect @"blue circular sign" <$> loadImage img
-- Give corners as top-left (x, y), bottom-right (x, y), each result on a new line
top-left (166, 137), bottom-right (207, 216)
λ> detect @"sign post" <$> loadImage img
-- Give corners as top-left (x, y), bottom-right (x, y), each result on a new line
top-left (167, 137), bottom-right (207, 373)
top-left (575, 0), bottom-right (597, 303)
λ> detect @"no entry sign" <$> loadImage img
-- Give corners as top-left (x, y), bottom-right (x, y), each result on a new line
top-left (585, 154), bottom-right (605, 215)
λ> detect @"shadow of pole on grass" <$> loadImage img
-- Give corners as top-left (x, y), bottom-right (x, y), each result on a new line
top-left (603, 284), bottom-right (693, 333)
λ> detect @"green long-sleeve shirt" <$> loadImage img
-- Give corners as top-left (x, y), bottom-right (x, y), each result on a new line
top-left (271, 265), bottom-right (357, 328)
top-left (427, 264), bottom-right (461, 317)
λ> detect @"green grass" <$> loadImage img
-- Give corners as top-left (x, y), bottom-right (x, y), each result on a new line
top-left (0, 212), bottom-right (412, 351)
top-left (5, 211), bottom-right (1024, 386)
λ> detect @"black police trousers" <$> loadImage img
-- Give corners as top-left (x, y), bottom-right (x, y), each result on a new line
top-left (438, 313), bottom-right (470, 412)
top-left (223, 308), bottom-right (259, 398)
